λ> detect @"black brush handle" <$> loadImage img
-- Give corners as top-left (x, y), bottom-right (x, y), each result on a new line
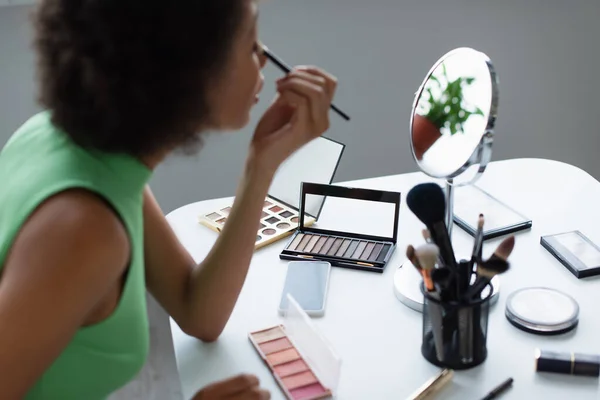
top-left (464, 276), bottom-right (491, 301)
top-left (429, 221), bottom-right (458, 272)
top-left (458, 259), bottom-right (471, 295)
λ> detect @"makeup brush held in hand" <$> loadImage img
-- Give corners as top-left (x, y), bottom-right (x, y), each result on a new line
top-left (407, 183), bottom-right (457, 271)
top-left (260, 43), bottom-right (350, 121)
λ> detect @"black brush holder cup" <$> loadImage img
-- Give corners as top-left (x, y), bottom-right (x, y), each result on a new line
top-left (421, 282), bottom-right (492, 370)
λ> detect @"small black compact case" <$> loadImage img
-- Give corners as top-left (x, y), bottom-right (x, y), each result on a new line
top-left (279, 182), bottom-right (401, 273)
top-left (540, 230), bottom-right (600, 279)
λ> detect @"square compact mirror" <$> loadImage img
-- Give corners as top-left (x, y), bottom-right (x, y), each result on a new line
top-left (199, 137), bottom-right (345, 249)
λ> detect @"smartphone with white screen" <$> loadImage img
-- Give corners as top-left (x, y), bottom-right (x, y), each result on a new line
top-left (278, 261), bottom-right (331, 317)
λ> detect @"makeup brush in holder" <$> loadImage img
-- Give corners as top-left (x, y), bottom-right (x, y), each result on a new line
top-left (406, 183), bottom-right (515, 369)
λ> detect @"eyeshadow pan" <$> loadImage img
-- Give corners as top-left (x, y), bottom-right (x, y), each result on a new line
top-left (220, 206), bottom-right (232, 215)
top-left (277, 222), bottom-right (291, 230)
top-left (291, 217), bottom-right (299, 223)
top-left (264, 200), bottom-right (272, 207)
top-left (263, 228), bottom-right (276, 236)
top-left (327, 238), bottom-right (343, 255)
top-left (377, 244), bottom-right (391, 262)
top-left (261, 211), bottom-right (269, 218)
top-left (352, 241), bottom-right (368, 259)
top-left (270, 205), bottom-right (283, 213)
top-left (259, 337), bottom-right (293, 355)
top-left (319, 237), bottom-right (336, 255)
top-left (312, 236), bottom-right (328, 254)
top-left (287, 234), bottom-right (305, 251)
top-left (256, 235), bottom-right (262, 242)
top-left (273, 359), bottom-right (309, 378)
top-left (280, 211), bottom-right (294, 218)
top-left (361, 242), bottom-right (376, 259)
top-left (266, 216), bottom-right (280, 224)
top-left (344, 240), bottom-right (360, 258)
top-left (304, 235), bottom-right (320, 253)
top-left (335, 239), bottom-right (352, 257)
top-left (266, 348), bottom-right (300, 366)
top-left (290, 383), bottom-right (327, 400)
top-left (251, 326), bottom-right (286, 344)
top-left (296, 234), bottom-right (312, 252)
top-left (216, 217), bottom-right (226, 225)
top-left (282, 371), bottom-right (318, 390)
top-left (369, 243), bottom-right (384, 261)
top-left (206, 212), bottom-right (221, 220)
top-left (259, 223), bottom-right (266, 229)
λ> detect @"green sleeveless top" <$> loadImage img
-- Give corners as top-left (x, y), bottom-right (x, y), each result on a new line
top-left (0, 112), bottom-right (151, 399)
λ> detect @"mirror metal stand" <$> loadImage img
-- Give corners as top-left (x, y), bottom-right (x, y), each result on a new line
top-left (445, 179), bottom-right (454, 238)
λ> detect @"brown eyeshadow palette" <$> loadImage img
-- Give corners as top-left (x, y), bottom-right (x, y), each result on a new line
top-left (280, 183), bottom-right (401, 273)
top-left (198, 196), bottom-right (316, 250)
top-left (198, 136), bottom-right (346, 250)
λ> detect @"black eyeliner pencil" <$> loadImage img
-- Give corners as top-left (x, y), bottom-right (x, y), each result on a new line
top-left (261, 45), bottom-right (351, 121)
top-left (481, 377), bottom-right (513, 400)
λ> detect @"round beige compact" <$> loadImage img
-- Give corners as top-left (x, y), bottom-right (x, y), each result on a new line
top-left (505, 287), bottom-right (579, 335)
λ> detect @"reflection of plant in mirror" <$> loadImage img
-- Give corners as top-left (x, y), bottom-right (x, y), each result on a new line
top-left (418, 63), bottom-right (484, 136)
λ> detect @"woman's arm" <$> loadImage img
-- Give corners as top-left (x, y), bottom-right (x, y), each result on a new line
top-left (0, 190), bottom-right (130, 398)
top-left (145, 67), bottom-right (337, 341)
top-left (143, 167), bottom-right (272, 341)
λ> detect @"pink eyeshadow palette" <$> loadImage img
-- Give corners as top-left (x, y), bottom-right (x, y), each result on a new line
top-left (198, 196), bottom-right (316, 250)
top-left (249, 326), bottom-right (332, 400)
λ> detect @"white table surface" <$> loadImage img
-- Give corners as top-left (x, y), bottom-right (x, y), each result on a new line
top-left (167, 158), bottom-right (600, 400)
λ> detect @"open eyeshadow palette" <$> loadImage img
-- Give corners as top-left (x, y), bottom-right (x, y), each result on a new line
top-left (280, 182), bottom-right (401, 273)
top-left (198, 137), bottom-right (345, 249)
top-left (199, 198), bottom-right (317, 249)
top-left (249, 326), bottom-right (330, 400)
top-left (249, 295), bottom-right (341, 400)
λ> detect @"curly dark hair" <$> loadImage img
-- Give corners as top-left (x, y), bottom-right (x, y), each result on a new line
top-left (33, 0), bottom-right (246, 156)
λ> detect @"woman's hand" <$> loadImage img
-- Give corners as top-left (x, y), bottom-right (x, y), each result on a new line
top-left (247, 66), bottom-right (338, 176)
top-left (192, 374), bottom-right (270, 400)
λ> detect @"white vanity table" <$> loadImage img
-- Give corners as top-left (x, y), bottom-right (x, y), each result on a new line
top-left (168, 158), bottom-right (600, 400)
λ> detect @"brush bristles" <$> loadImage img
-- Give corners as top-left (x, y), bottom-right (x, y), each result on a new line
top-left (416, 243), bottom-right (440, 271)
top-left (477, 258), bottom-right (510, 279)
top-left (406, 245), bottom-right (421, 270)
top-left (422, 229), bottom-right (432, 242)
top-left (406, 183), bottom-right (446, 226)
top-left (494, 235), bottom-right (515, 260)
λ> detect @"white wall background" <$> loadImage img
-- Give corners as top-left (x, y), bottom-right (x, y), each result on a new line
top-left (1, 0), bottom-right (599, 213)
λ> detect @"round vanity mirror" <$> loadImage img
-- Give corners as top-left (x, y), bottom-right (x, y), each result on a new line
top-left (394, 48), bottom-right (500, 312)
top-left (410, 47), bottom-right (498, 187)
